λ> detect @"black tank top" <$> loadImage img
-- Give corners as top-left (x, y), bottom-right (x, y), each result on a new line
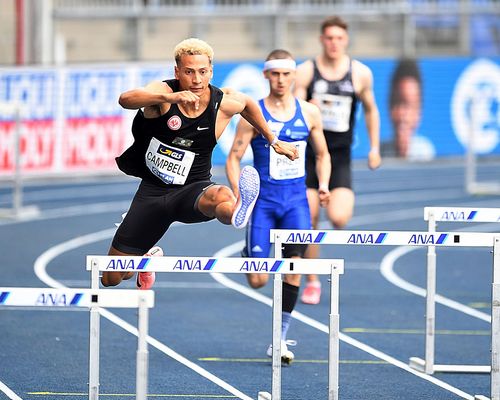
top-left (116, 79), bottom-right (224, 186)
top-left (306, 59), bottom-right (358, 149)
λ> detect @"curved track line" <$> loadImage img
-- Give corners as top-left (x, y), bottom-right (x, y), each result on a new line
top-left (380, 246), bottom-right (491, 323)
top-left (210, 242), bottom-right (474, 400)
top-left (33, 229), bottom-right (253, 400)
top-left (379, 221), bottom-right (500, 322)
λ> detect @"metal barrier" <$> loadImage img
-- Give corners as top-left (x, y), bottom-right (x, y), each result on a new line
top-left (0, 287), bottom-right (154, 400)
top-left (86, 255), bottom-right (344, 400)
top-left (271, 229), bottom-right (500, 400)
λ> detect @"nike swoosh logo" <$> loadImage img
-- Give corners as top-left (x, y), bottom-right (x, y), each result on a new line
top-left (197, 126), bottom-right (209, 131)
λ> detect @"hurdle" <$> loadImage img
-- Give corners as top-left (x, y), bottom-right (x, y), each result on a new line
top-left (0, 287), bottom-right (154, 400)
top-left (271, 229), bottom-right (500, 400)
top-left (408, 207), bottom-right (500, 377)
top-left (86, 254), bottom-right (344, 400)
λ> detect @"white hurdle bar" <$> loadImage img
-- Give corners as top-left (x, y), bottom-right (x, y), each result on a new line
top-left (414, 207), bottom-right (500, 377)
top-left (271, 229), bottom-right (500, 400)
top-left (86, 255), bottom-right (344, 400)
top-left (0, 287), bottom-right (154, 400)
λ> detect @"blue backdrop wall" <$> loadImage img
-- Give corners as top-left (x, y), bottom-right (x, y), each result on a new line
top-left (209, 57), bottom-right (500, 165)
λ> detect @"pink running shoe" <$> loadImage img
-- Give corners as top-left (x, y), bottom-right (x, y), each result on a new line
top-left (301, 280), bottom-right (321, 305)
top-left (136, 246), bottom-right (163, 290)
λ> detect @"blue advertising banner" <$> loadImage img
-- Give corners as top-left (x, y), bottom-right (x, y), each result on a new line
top-left (0, 57), bottom-right (498, 177)
top-left (209, 57), bottom-right (500, 165)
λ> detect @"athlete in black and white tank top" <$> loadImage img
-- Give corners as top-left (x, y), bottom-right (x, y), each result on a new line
top-left (306, 59), bottom-right (358, 149)
top-left (116, 79), bottom-right (224, 186)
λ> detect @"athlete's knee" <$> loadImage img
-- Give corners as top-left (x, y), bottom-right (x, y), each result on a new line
top-left (284, 273), bottom-right (301, 287)
top-left (330, 212), bottom-right (351, 229)
top-left (246, 273), bottom-right (268, 289)
top-left (102, 246), bottom-right (135, 286)
top-left (203, 185), bottom-right (234, 206)
top-left (198, 185), bottom-right (235, 218)
top-left (101, 272), bottom-right (123, 287)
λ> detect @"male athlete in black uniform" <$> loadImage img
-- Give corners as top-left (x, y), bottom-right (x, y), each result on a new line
top-left (295, 16), bottom-right (382, 304)
top-left (102, 38), bottom-right (298, 290)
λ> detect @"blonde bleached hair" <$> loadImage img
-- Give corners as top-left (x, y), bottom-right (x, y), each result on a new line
top-left (174, 38), bottom-right (214, 65)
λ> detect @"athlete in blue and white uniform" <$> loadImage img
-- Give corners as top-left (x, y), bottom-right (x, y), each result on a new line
top-left (226, 49), bottom-right (331, 363)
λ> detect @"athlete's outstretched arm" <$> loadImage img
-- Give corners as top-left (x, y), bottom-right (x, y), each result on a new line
top-left (118, 81), bottom-right (171, 109)
top-left (239, 95), bottom-right (299, 161)
top-left (221, 89), bottom-right (299, 161)
top-left (118, 80), bottom-right (201, 110)
top-left (226, 118), bottom-right (254, 197)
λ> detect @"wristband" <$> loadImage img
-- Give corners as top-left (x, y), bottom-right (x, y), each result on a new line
top-left (265, 135), bottom-right (279, 148)
top-left (319, 184), bottom-right (329, 192)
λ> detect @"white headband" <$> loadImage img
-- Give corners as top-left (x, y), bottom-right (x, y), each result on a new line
top-left (263, 59), bottom-right (296, 71)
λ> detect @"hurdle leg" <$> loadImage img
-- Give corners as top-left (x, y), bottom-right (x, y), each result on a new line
top-left (425, 213), bottom-right (437, 374)
top-left (409, 214), bottom-right (437, 374)
top-left (136, 294), bottom-right (149, 400)
top-left (424, 244), bottom-right (437, 374)
top-left (272, 234), bottom-right (284, 400)
top-left (89, 259), bottom-right (100, 400)
top-left (328, 266), bottom-right (340, 400)
top-left (491, 238), bottom-right (500, 400)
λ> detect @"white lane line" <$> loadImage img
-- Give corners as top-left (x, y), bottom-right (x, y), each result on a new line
top-left (0, 182), bottom-right (135, 205)
top-left (34, 228), bottom-right (116, 289)
top-left (335, 197), bottom-right (500, 228)
top-left (99, 308), bottom-right (253, 400)
top-left (0, 381), bottom-right (23, 400)
top-left (32, 229), bottom-right (253, 400)
top-left (0, 201), bottom-right (131, 226)
top-left (380, 246), bottom-right (491, 323)
top-left (380, 221), bottom-right (500, 323)
top-left (355, 188), bottom-right (465, 206)
top-left (211, 242), bottom-right (474, 400)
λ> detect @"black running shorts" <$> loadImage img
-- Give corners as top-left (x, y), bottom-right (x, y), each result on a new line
top-left (305, 145), bottom-right (352, 190)
top-left (112, 180), bottom-right (215, 254)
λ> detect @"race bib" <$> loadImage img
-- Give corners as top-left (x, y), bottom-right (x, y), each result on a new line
top-left (313, 93), bottom-right (352, 132)
top-left (269, 140), bottom-right (307, 180)
top-left (145, 137), bottom-right (195, 185)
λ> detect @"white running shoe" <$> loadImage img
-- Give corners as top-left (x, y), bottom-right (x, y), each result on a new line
top-left (266, 340), bottom-right (296, 365)
top-left (231, 165), bottom-right (260, 229)
top-left (136, 246), bottom-right (163, 290)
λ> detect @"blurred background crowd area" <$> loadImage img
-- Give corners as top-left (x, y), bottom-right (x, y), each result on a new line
top-left (1, 0), bottom-right (499, 65)
top-left (0, 0), bottom-right (498, 184)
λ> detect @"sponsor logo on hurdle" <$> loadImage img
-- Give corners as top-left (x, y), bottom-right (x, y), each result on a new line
top-left (36, 292), bottom-right (84, 306)
top-left (0, 291), bottom-right (10, 304)
top-left (408, 233), bottom-right (448, 245)
top-left (173, 259), bottom-right (217, 271)
top-left (347, 233), bottom-right (387, 244)
top-left (440, 210), bottom-right (477, 221)
top-left (240, 260), bottom-right (284, 272)
top-left (285, 232), bottom-right (327, 243)
top-left (106, 258), bottom-right (150, 270)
